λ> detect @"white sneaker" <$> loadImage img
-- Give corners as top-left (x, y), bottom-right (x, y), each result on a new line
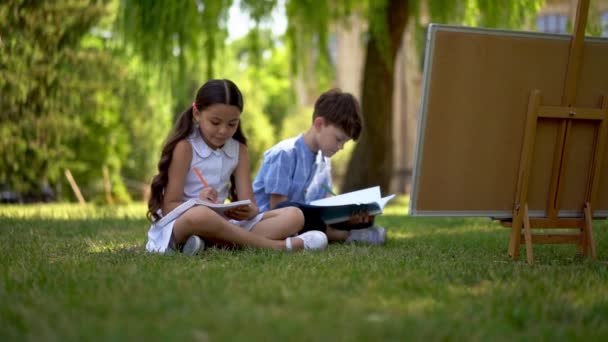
top-left (346, 226), bottom-right (386, 245)
top-left (286, 230), bottom-right (328, 251)
top-left (181, 235), bottom-right (205, 255)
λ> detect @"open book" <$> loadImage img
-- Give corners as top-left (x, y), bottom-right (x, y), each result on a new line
top-left (308, 186), bottom-right (395, 225)
top-left (154, 198), bottom-right (252, 226)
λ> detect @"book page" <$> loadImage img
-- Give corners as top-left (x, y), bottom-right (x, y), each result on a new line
top-left (194, 199), bottom-right (251, 212)
top-left (154, 199), bottom-right (252, 226)
top-left (378, 194), bottom-right (396, 210)
top-left (309, 186), bottom-right (382, 206)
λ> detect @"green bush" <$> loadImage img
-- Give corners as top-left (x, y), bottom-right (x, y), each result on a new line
top-left (0, 1), bottom-right (170, 203)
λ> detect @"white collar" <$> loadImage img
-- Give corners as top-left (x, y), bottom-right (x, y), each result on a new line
top-left (188, 128), bottom-right (238, 159)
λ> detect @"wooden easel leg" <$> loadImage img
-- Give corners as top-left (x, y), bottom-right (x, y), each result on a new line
top-left (584, 202), bottom-right (597, 260)
top-left (509, 90), bottom-right (540, 261)
top-left (578, 226), bottom-right (587, 256)
top-left (523, 204), bottom-right (534, 264)
top-left (578, 220), bottom-right (588, 257)
top-left (508, 209), bottom-right (522, 260)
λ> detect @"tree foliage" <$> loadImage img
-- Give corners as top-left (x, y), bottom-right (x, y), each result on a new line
top-left (113, 0), bottom-right (543, 196)
top-left (118, 2), bottom-right (298, 176)
top-left (1, 0), bottom-right (109, 198)
top-left (427, 0), bottom-right (543, 28)
top-left (117, 0), bottom-right (232, 78)
top-left (0, 0), bottom-right (550, 203)
top-left (115, 0), bottom-right (546, 195)
top-left (0, 0), bottom-right (168, 202)
top-left (214, 30), bottom-right (295, 172)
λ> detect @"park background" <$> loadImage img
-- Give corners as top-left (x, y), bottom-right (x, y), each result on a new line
top-left (3, 0), bottom-right (608, 204)
top-left (2, 1), bottom-right (608, 341)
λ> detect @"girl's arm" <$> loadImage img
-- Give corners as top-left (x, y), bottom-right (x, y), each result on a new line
top-left (233, 143), bottom-right (254, 202)
top-left (161, 140), bottom-right (192, 215)
top-left (225, 143), bottom-right (259, 220)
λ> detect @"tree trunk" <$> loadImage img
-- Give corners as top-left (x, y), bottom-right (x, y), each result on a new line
top-left (341, 0), bottom-right (409, 194)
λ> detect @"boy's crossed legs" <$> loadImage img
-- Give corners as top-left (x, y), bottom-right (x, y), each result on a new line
top-left (276, 201), bottom-right (387, 245)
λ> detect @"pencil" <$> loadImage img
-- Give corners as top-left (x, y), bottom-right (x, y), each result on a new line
top-left (193, 166), bottom-right (209, 188)
top-left (321, 184), bottom-right (337, 196)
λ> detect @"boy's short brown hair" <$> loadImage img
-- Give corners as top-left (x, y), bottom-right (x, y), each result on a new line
top-left (313, 88), bottom-right (362, 140)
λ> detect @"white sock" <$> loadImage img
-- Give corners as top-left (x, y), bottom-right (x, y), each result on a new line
top-left (285, 237), bottom-right (293, 251)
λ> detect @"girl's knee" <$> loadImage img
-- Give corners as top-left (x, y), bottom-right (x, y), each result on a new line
top-left (185, 206), bottom-right (211, 223)
top-left (284, 206), bottom-right (304, 227)
top-left (178, 207), bottom-right (220, 233)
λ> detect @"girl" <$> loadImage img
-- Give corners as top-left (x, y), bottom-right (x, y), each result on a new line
top-left (146, 79), bottom-right (328, 254)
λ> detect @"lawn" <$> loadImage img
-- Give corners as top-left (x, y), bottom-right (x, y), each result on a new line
top-left (1, 197), bottom-right (607, 341)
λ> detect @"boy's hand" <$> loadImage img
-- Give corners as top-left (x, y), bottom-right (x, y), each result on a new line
top-left (224, 203), bottom-right (259, 221)
top-left (199, 187), bottom-right (219, 203)
top-left (348, 209), bottom-right (373, 225)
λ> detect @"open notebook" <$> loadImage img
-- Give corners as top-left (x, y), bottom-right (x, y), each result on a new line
top-left (154, 198), bottom-right (252, 227)
top-left (308, 186), bottom-right (395, 225)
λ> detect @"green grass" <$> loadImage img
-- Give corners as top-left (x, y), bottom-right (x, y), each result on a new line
top-left (1, 198), bottom-right (607, 341)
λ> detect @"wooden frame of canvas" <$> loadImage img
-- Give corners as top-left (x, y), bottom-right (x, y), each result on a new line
top-left (409, 0), bottom-right (607, 263)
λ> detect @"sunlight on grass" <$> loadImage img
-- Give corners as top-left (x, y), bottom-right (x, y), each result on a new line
top-left (374, 296), bottom-right (439, 317)
top-left (384, 195), bottom-right (409, 215)
top-left (450, 280), bottom-right (494, 297)
top-left (0, 203), bottom-right (147, 219)
top-left (0, 197), bottom-right (410, 220)
top-left (405, 297), bottom-right (439, 315)
top-left (85, 238), bottom-right (142, 254)
top-left (424, 222), bottom-right (495, 235)
top-left (388, 231), bottom-right (416, 240)
top-left (2, 201), bottom-right (608, 340)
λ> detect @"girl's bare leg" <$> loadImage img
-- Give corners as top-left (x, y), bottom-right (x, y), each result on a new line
top-left (250, 207), bottom-right (304, 239)
top-left (173, 206), bottom-right (285, 250)
top-left (251, 207), bottom-right (346, 245)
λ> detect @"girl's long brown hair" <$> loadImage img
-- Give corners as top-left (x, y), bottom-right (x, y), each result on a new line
top-left (147, 79), bottom-right (247, 222)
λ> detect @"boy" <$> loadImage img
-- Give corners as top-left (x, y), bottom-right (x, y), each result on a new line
top-left (252, 88), bottom-right (385, 244)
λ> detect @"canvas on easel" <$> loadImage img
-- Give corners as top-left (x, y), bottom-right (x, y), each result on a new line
top-left (409, 0), bottom-right (608, 263)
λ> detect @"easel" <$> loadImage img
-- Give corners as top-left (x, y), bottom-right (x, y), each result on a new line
top-left (501, 0), bottom-right (608, 264)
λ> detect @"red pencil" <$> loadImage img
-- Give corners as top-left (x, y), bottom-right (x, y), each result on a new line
top-left (193, 166), bottom-right (209, 188)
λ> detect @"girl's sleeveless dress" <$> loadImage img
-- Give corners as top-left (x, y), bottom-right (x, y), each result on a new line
top-left (146, 129), bottom-right (264, 253)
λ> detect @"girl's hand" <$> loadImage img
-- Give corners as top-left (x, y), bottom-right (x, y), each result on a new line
top-left (224, 202), bottom-right (259, 221)
top-left (199, 187), bottom-right (219, 203)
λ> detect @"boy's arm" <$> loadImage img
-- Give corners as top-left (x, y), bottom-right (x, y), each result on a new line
top-left (269, 194), bottom-right (288, 210)
top-left (259, 149), bottom-right (295, 209)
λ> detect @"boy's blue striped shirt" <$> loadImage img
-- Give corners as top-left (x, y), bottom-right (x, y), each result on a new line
top-left (253, 134), bottom-right (332, 212)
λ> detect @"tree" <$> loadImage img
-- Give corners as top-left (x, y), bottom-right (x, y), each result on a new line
top-left (0, 0), bottom-right (111, 198)
top-left (116, 0), bottom-right (544, 193)
top-left (341, 0), bottom-right (410, 193)
top-left (0, 0), bottom-right (169, 202)
top-left (344, 0), bottom-right (545, 192)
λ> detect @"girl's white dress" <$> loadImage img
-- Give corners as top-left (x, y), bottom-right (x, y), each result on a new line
top-left (146, 129), bottom-right (264, 253)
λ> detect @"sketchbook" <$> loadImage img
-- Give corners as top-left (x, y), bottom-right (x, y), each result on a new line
top-left (154, 198), bottom-right (252, 226)
top-left (308, 186), bottom-right (396, 225)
